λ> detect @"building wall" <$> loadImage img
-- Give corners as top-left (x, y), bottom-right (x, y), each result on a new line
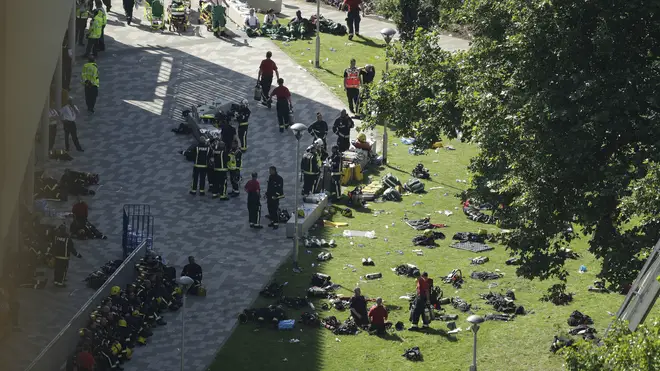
top-left (0, 1), bottom-right (74, 258)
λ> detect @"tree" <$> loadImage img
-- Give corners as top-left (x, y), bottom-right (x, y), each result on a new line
top-left (562, 320), bottom-right (660, 371)
top-left (373, 0), bottom-right (462, 40)
top-left (363, 0), bottom-right (660, 287)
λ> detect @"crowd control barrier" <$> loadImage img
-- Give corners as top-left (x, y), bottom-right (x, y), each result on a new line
top-left (122, 204), bottom-right (154, 258)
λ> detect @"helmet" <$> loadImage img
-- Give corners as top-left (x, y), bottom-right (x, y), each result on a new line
top-left (331, 145), bottom-right (339, 153)
top-left (423, 229), bottom-right (434, 238)
top-left (118, 319), bottom-right (128, 327)
top-left (341, 208), bottom-right (353, 218)
top-left (357, 133), bottom-right (367, 142)
top-left (110, 286), bottom-right (121, 296)
top-left (314, 138), bottom-right (324, 148)
top-left (240, 98), bottom-right (249, 107)
top-left (297, 209), bottom-right (305, 218)
top-left (173, 286), bottom-right (183, 296)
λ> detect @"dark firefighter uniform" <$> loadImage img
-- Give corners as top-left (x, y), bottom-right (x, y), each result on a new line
top-left (211, 142), bottom-right (230, 200)
top-left (333, 114), bottom-right (355, 152)
top-left (328, 146), bottom-right (343, 199)
top-left (266, 172), bottom-right (285, 228)
top-left (228, 145), bottom-right (243, 196)
top-left (233, 102), bottom-right (251, 151)
top-left (190, 139), bottom-right (211, 195)
top-left (50, 233), bottom-right (82, 286)
top-left (245, 178), bottom-right (262, 228)
top-left (301, 147), bottom-right (321, 195)
top-left (308, 118), bottom-right (328, 149)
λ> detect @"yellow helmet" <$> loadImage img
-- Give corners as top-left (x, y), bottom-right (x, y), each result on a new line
top-left (173, 287), bottom-right (183, 296)
top-left (297, 209), bottom-right (305, 217)
top-left (132, 310), bottom-right (141, 317)
top-left (137, 336), bottom-right (147, 345)
top-left (423, 229), bottom-right (434, 238)
top-left (357, 133), bottom-right (367, 142)
top-left (110, 286), bottom-right (121, 296)
top-left (111, 342), bottom-right (122, 355)
top-left (79, 328), bottom-right (87, 337)
top-left (125, 348), bottom-right (133, 359)
top-left (118, 319), bottom-right (128, 327)
top-left (341, 208), bottom-right (353, 218)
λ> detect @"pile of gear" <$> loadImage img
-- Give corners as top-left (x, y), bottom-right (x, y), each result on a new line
top-left (34, 169), bottom-right (100, 201)
top-left (480, 290), bottom-right (525, 317)
top-left (307, 273), bottom-right (338, 299)
top-left (470, 271), bottom-right (503, 281)
top-left (550, 311), bottom-right (596, 353)
top-left (68, 252), bottom-right (184, 371)
top-left (259, 281), bottom-right (285, 298)
top-left (471, 256), bottom-right (489, 265)
top-left (411, 229), bottom-right (446, 247)
top-left (451, 297), bottom-right (472, 312)
top-left (394, 264), bottom-right (421, 278)
top-left (278, 296), bottom-right (310, 309)
top-left (84, 260), bottom-right (124, 289)
top-left (443, 269), bottom-right (464, 289)
top-left (450, 231), bottom-right (495, 253)
top-left (405, 217), bottom-right (446, 230)
top-left (238, 305), bottom-right (288, 326)
top-left (257, 15), bottom-right (346, 41)
top-left (381, 173), bottom-right (403, 201)
top-left (321, 316), bottom-right (360, 335)
top-left (411, 163), bottom-right (430, 179)
top-left (462, 200), bottom-right (497, 225)
top-left (402, 346), bottom-right (423, 362)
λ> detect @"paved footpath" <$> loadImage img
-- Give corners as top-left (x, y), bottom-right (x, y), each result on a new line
top-left (1, 4), bottom-right (468, 371)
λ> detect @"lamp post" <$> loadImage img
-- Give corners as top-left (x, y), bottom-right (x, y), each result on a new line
top-left (380, 27), bottom-right (396, 165)
top-left (290, 123), bottom-right (308, 270)
top-left (178, 275), bottom-right (194, 371)
top-left (314, 0), bottom-right (321, 68)
top-left (467, 315), bottom-right (485, 371)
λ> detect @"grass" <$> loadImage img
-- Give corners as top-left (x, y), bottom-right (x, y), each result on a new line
top-left (212, 137), bottom-right (626, 371)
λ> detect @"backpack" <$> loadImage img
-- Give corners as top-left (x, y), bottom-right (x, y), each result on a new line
top-left (382, 188), bottom-right (401, 201)
top-left (278, 209), bottom-right (291, 223)
top-left (382, 173), bottom-right (401, 189)
top-left (404, 178), bottom-right (425, 193)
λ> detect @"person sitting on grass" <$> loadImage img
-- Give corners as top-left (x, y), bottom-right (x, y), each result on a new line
top-left (349, 287), bottom-right (370, 327)
top-left (264, 8), bottom-right (279, 26)
top-left (244, 8), bottom-right (261, 37)
top-left (368, 297), bottom-right (389, 335)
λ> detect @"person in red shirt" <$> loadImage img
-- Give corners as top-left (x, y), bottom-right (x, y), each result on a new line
top-left (269, 78), bottom-right (293, 133)
top-left (410, 272), bottom-right (431, 330)
top-left (257, 51), bottom-right (280, 105)
top-left (339, 0), bottom-right (362, 39)
top-left (244, 172), bottom-right (263, 228)
top-left (368, 297), bottom-right (389, 335)
top-left (76, 345), bottom-right (95, 371)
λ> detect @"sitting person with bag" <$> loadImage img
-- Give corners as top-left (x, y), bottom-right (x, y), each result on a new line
top-left (182, 256), bottom-right (205, 296)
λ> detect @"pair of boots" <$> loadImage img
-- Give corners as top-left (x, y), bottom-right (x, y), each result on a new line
top-left (361, 257), bottom-right (374, 266)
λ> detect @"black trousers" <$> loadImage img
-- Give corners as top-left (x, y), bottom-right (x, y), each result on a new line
top-left (331, 174), bottom-right (341, 199)
top-left (103, 0), bottom-right (112, 11)
top-left (99, 26), bottom-right (106, 51)
top-left (411, 296), bottom-right (429, 325)
top-left (276, 101), bottom-right (290, 128)
top-left (248, 200), bottom-right (261, 225)
top-left (346, 88), bottom-right (360, 113)
top-left (337, 135), bottom-right (350, 152)
top-left (211, 170), bottom-right (228, 197)
top-left (191, 167), bottom-right (207, 192)
top-left (54, 258), bottom-right (69, 285)
top-left (123, 1), bottom-right (134, 23)
top-left (48, 124), bottom-right (57, 151)
top-left (261, 75), bottom-right (273, 101)
top-left (302, 174), bottom-right (319, 195)
top-left (63, 121), bottom-right (83, 151)
top-left (238, 124), bottom-right (248, 150)
top-left (267, 198), bottom-right (279, 225)
top-left (85, 37), bottom-right (99, 57)
top-left (230, 169), bottom-right (241, 192)
top-left (76, 18), bottom-right (88, 45)
top-left (85, 85), bottom-right (99, 111)
top-left (346, 10), bottom-right (361, 35)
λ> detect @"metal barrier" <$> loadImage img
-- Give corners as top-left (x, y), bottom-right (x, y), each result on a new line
top-left (122, 204), bottom-right (154, 258)
top-left (24, 241), bottom-right (149, 371)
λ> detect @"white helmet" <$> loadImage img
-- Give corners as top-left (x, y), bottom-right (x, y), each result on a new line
top-left (240, 98), bottom-right (249, 107)
top-left (314, 138), bottom-right (324, 148)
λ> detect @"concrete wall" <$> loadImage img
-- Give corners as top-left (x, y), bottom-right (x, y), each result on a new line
top-left (0, 0), bottom-right (73, 259)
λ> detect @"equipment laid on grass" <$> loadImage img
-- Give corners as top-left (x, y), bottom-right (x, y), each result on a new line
top-left (450, 241), bottom-right (494, 253)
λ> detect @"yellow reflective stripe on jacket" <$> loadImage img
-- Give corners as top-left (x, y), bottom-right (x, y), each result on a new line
top-left (303, 171), bottom-right (319, 175)
top-left (239, 122), bottom-right (249, 126)
top-left (194, 164), bottom-right (208, 168)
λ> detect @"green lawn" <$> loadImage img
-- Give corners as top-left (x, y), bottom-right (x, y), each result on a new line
top-left (212, 137), bottom-right (626, 371)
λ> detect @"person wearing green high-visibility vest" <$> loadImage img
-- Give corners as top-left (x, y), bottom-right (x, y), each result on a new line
top-left (84, 7), bottom-right (103, 57)
top-left (75, 0), bottom-right (93, 46)
top-left (94, 0), bottom-right (108, 52)
top-left (81, 56), bottom-right (100, 113)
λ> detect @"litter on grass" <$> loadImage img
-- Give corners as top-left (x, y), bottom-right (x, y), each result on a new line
top-left (343, 230), bottom-right (376, 238)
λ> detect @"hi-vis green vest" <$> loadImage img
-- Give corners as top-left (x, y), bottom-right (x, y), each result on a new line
top-left (76, 2), bottom-right (89, 18)
top-left (82, 63), bottom-right (99, 87)
top-left (88, 13), bottom-right (103, 38)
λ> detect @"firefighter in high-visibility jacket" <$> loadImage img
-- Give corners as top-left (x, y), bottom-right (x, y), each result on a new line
top-left (233, 99), bottom-right (251, 151)
top-left (49, 225), bottom-right (82, 287)
top-left (328, 145), bottom-right (342, 200)
top-left (82, 56), bottom-right (100, 113)
top-left (211, 140), bottom-right (230, 200)
top-left (343, 58), bottom-right (361, 114)
top-left (301, 145), bottom-right (321, 196)
top-left (228, 140), bottom-right (244, 196)
top-left (190, 137), bottom-right (212, 195)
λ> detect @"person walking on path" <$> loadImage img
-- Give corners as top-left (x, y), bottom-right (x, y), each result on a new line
top-left (60, 95), bottom-right (84, 152)
top-left (245, 172), bottom-right (263, 229)
top-left (123, 0), bottom-right (135, 24)
top-left (269, 78), bottom-right (293, 133)
top-left (258, 51), bottom-right (280, 106)
top-left (81, 56), bottom-right (100, 113)
top-left (211, 0), bottom-right (230, 37)
top-left (339, 0), bottom-right (362, 40)
top-left (344, 58), bottom-right (361, 114)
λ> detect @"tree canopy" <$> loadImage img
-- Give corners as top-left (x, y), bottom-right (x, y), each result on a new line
top-left (364, 0), bottom-right (660, 286)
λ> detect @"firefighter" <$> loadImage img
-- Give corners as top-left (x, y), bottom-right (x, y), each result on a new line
top-left (269, 78), bottom-right (293, 133)
top-left (343, 58), bottom-right (361, 114)
top-left (210, 140), bottom-right (230, 200)
top-left (328, 145), bottom-right (342, 200)
top-left (245, 172), bottom-right (263, 229)
top-left (301, 145), bottom-right (321, 196)
top-left (332, 109), bottom-right (354, 152)
top-left (49, 225), bottom-right (82, 287)
top-left (234, 99), bottom-right (251, 151)
top-left (190, 137), bottom-right (212, 195)
top-left (308, 112), bottom-right (328, 150)
top-left (228, 140), bottom-right (243, 197)
top-left (265, 166), bottom-right (284, 229)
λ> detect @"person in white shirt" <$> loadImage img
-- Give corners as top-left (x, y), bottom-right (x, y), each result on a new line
top-left (244, 8), bottom-right (260, 30)
top-left (60, 95), bottom-right (84, 152)
top-left (264, 8), bottom-right (279, 27)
